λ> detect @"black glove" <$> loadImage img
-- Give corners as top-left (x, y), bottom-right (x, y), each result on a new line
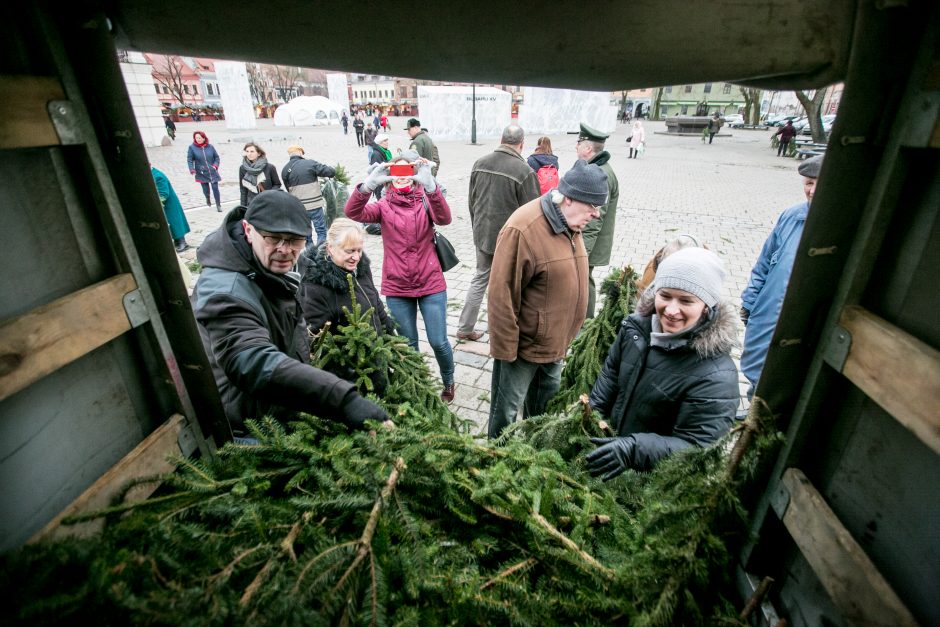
top-left (739, 306), bottom-right (750, 326)
top-left (341, 391), bottom-right (388, 428)
top-left (586, 436), bottom-right (637, 481)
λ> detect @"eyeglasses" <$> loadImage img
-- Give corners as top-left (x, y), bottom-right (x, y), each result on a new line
top-left (257, 231), bottom-right (307, 249)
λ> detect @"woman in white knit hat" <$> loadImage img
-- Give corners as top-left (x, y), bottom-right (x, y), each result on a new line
top-left (586, 247), bottom-right (740, 480)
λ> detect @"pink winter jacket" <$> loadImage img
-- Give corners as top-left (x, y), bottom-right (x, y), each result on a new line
top-left (344, 185), bottom-right (452, 297)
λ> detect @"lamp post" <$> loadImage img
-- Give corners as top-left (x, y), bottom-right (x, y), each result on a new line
top-left (471, 83), bottom-right (477, 144)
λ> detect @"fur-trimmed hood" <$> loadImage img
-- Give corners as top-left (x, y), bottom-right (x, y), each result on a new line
top-left (302, 244), bottom-right (374, 292)
top-left (635, 289), bottom-right (740, 359)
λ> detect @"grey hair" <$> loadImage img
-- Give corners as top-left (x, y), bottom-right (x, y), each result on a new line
top-left (326, 217), bottom-right (365, 248)
top-left (581, 139), bottom-right (605, 153)
top-left (501, 124), bottom-right (525, 146)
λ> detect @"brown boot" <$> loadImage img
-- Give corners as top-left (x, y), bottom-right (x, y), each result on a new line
top-left (441, 383), bottom-right (456, 404)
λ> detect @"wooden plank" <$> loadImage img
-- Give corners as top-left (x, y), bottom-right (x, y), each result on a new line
top-left (0, 273), bottom-right (137, 401)
top-left (839, 305), bottom-right (940, 455)
top-left (0, 75), bottom-right (65, 148)
top-left (780, 468), bottom-right (917, 626)
top-left (29, 414), bottom-right (184, 543)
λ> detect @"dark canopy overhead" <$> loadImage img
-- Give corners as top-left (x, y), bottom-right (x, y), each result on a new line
top-left (105, 0), bottom-right (854, 90)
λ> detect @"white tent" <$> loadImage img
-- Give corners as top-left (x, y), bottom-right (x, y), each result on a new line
top-left (517, 87), bottom-right (617, 135)
top-left (416, 86), bottom-right (512, 141)
top-left (273, 96), bottom-right (342, 127)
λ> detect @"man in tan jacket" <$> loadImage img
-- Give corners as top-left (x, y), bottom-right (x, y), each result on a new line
top-left (487, 160), bottom-right (608, 439)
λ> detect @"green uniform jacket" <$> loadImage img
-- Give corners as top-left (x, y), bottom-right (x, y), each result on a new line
top-left (408, 130), bottom-right (439, 176)
top-left (581, 151), bottom-right (619, 266)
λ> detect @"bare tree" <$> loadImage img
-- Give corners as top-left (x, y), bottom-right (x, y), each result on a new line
top-left (738, 87), bottom-right (763, 125)
top-left (651, 87), bottom-right (664, 120)
top-left (794, 87), bottom-right (829, 142)
top-left (152, 54), bottom-right (189, 105)
top-left (245, 63), bottom-right (268, 104)
top-left (268, 65), bottom-right (302, 102)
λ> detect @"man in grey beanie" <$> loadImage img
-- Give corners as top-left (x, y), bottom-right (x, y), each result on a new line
top-left (192, 191), bottom-right (389, 442)
top-left (740, 154), bottom-right (824, 396)
top-left (486, 160), bottom-right (608, 439)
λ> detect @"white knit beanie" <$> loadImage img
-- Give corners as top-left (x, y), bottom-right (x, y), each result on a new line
top-left (652, 247), bottom-right (726, 307)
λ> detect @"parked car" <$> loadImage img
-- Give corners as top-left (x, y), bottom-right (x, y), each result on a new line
top-left (723, 114), bottom-right (745, 126)
top-left (764, 114), bottom-right (798, 126)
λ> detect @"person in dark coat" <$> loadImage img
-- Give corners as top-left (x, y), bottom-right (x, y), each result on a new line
top-left (151, 166), bottom-right (191, 252)
top-left (164, 116), bottom-right (176, 140)
top-left (187, 130), bottom-right (223, 212)
top-left (341, 111), bottom-right (349, 135)
top-left (238, 142), bottom-right (281, 207)
top-left (302, 218), bottom-right (395, 394)
top-left (774, 120), bottom-right (798, 157)
top-left (191, 191), bottom-right (389, 441)
top-left (586, 247), bottom-right (740, 479)
top-left (353, 114), bottom-right (365, 146)
top-left (282, 145), bottom-right (336, 246)
top-left (526, 136), bottom-right (559, 173)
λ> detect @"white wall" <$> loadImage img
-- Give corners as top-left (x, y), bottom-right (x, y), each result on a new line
top-left (517, 87), bottom-right (617, 135)
top-left (416, 86), bottom-right (512, 142)
top-left (327, 73), bottom-right (350, 115)
top-left (215, 61), bottom-right (257, 130)
top-left (119, 51), bottom-right (169, 148)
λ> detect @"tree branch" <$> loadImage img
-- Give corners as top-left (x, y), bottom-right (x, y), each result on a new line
top-left (481, 557), bottom-right (537, 590)
top-left (531, 512), bottom-right (613, 579)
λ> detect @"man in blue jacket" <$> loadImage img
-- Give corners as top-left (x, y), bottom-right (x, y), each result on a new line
top-left (739, 155), bottom-right (823, 397)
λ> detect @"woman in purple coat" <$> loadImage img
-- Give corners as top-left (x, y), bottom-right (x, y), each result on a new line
top-left (344, 152), bottom-right (457, 403)
top-left (186, 130), bottom-right (222, 212)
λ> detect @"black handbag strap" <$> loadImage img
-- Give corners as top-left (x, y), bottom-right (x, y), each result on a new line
top-left (420, 194), bottom-right (438, 238)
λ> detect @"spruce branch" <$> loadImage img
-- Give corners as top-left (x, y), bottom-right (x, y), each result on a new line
top-left (531, 512), bottom-right (614, 579)
top-left (481, 557), bottom-right (538, 590)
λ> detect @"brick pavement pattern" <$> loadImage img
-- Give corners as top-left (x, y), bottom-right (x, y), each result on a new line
top-left (150, 118), bottom-right (805, 433)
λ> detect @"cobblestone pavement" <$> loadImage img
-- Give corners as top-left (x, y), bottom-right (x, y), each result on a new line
top-left (150, 117), bottom-right (806, 433)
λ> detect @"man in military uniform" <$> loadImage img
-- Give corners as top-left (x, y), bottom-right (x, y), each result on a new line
top-left (405, 118), bottom-right (440, 177)
top-left (575, 122), bottom-right (620, 318)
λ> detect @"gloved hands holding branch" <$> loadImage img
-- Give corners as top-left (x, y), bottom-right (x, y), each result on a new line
top-left (585, 436), bottom-right (637, 481)
top-left (361, 163), bottom-right (393, 193)
top-left (411, 160), bottom-right (437, 193)
top-left (340, 391), bottom-right (390, 428)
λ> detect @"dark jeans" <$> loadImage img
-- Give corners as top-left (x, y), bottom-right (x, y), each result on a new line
top-left (777, 139), bottom-right (790, 156)
top-left (488, 357), bottom-right (562, 439)
top-left (200, 181), bottom-right (221, 203)
top-left (355, 130), bottom-right (364, 146)
top-left (386, 291), bottom-right (454, 386)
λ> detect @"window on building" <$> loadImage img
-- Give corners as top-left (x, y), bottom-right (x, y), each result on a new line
top-left (192, 84), bottom-right (198, 95)
top-left (216, 84), bottom-right (221, 95)
top-left (664, 86), bottom-right (672, 93)
top-left (681, 105), bottom-right (689, 114)
top-left (183, 85), bottom-right (190, 94)
top-left (154, 83), bottom-right (160, 94)
top-left (723, 83), bottom-right (732, 94)
top-left (684, 85), bottom-right (692, 93)
top-left (163, 85), bottom-right (169, 94)
top-left (703, 83), bottom-right (712, 93)
top-left (207, 84), bottom-right (213, 95)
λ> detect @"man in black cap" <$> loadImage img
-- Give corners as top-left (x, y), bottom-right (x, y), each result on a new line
top-left (575, 122), bottom-right (620, 318)
top-left (405, 118), bottom-right (440, 177)
top-left (740, 154), bottom-right (824, 397)
top-left (486, 160), bottom-right (608, 438)
top-left (192, 190), bottom-right (389, 442)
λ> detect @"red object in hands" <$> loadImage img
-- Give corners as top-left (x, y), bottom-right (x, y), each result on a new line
top-left (389, 163), bottom-right (414, 176)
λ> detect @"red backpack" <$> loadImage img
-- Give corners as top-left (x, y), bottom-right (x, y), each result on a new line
top-left (536, 164), bottom-right (559, 194)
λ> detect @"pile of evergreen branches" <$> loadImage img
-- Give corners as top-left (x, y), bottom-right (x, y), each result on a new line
top-left (1, 270), bottom-right (781, 626)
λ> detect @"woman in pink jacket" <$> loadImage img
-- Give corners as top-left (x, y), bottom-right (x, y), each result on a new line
top-left (345, 152), bottom-right (457, 403)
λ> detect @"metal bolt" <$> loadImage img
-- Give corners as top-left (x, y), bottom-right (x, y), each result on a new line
top-left (58, 106), bottom-right (67, 115)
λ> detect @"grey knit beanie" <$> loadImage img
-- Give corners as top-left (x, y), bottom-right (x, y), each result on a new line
top-left (557, 159), bottom-right (608, 206)
top-left (652, 247), bottom-right (726, 307)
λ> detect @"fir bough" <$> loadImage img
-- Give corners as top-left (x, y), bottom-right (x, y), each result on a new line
top-left (546, 266), bottom-right (638, 413)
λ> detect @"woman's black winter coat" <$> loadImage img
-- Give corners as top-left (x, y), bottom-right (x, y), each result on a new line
top-left (301, 245), bottom-right (395, 392)
top-left (589, 293), bottom-right (740, 470)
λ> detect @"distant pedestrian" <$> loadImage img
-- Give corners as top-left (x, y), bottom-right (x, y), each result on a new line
top-left (239, 142), bottom-right (281, 207)
top-left (364, 123), bottom-right (378, 163)
top-left (151, 166), bottom-right (191, 252)
top-left (164, 116), bottom-right (176, 140)
top-left (380, 113), bottom-right (388, 132)
top-left (707, 113), bottom-right (723, 144)
top-left (187, 131), bottom-right (222, 212)
top-left (628, 120), bottom-right (645, 158)
top-left (373, 113), bottom-right (380, 130)
top-left (774, 120), bottom-right (797, 157)
top-left (353, 115), bottom-right (365, 146)
top-left (282, 145), bottom-right (336, 246)
top-left (341, 111), bottom-right (349, 135)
